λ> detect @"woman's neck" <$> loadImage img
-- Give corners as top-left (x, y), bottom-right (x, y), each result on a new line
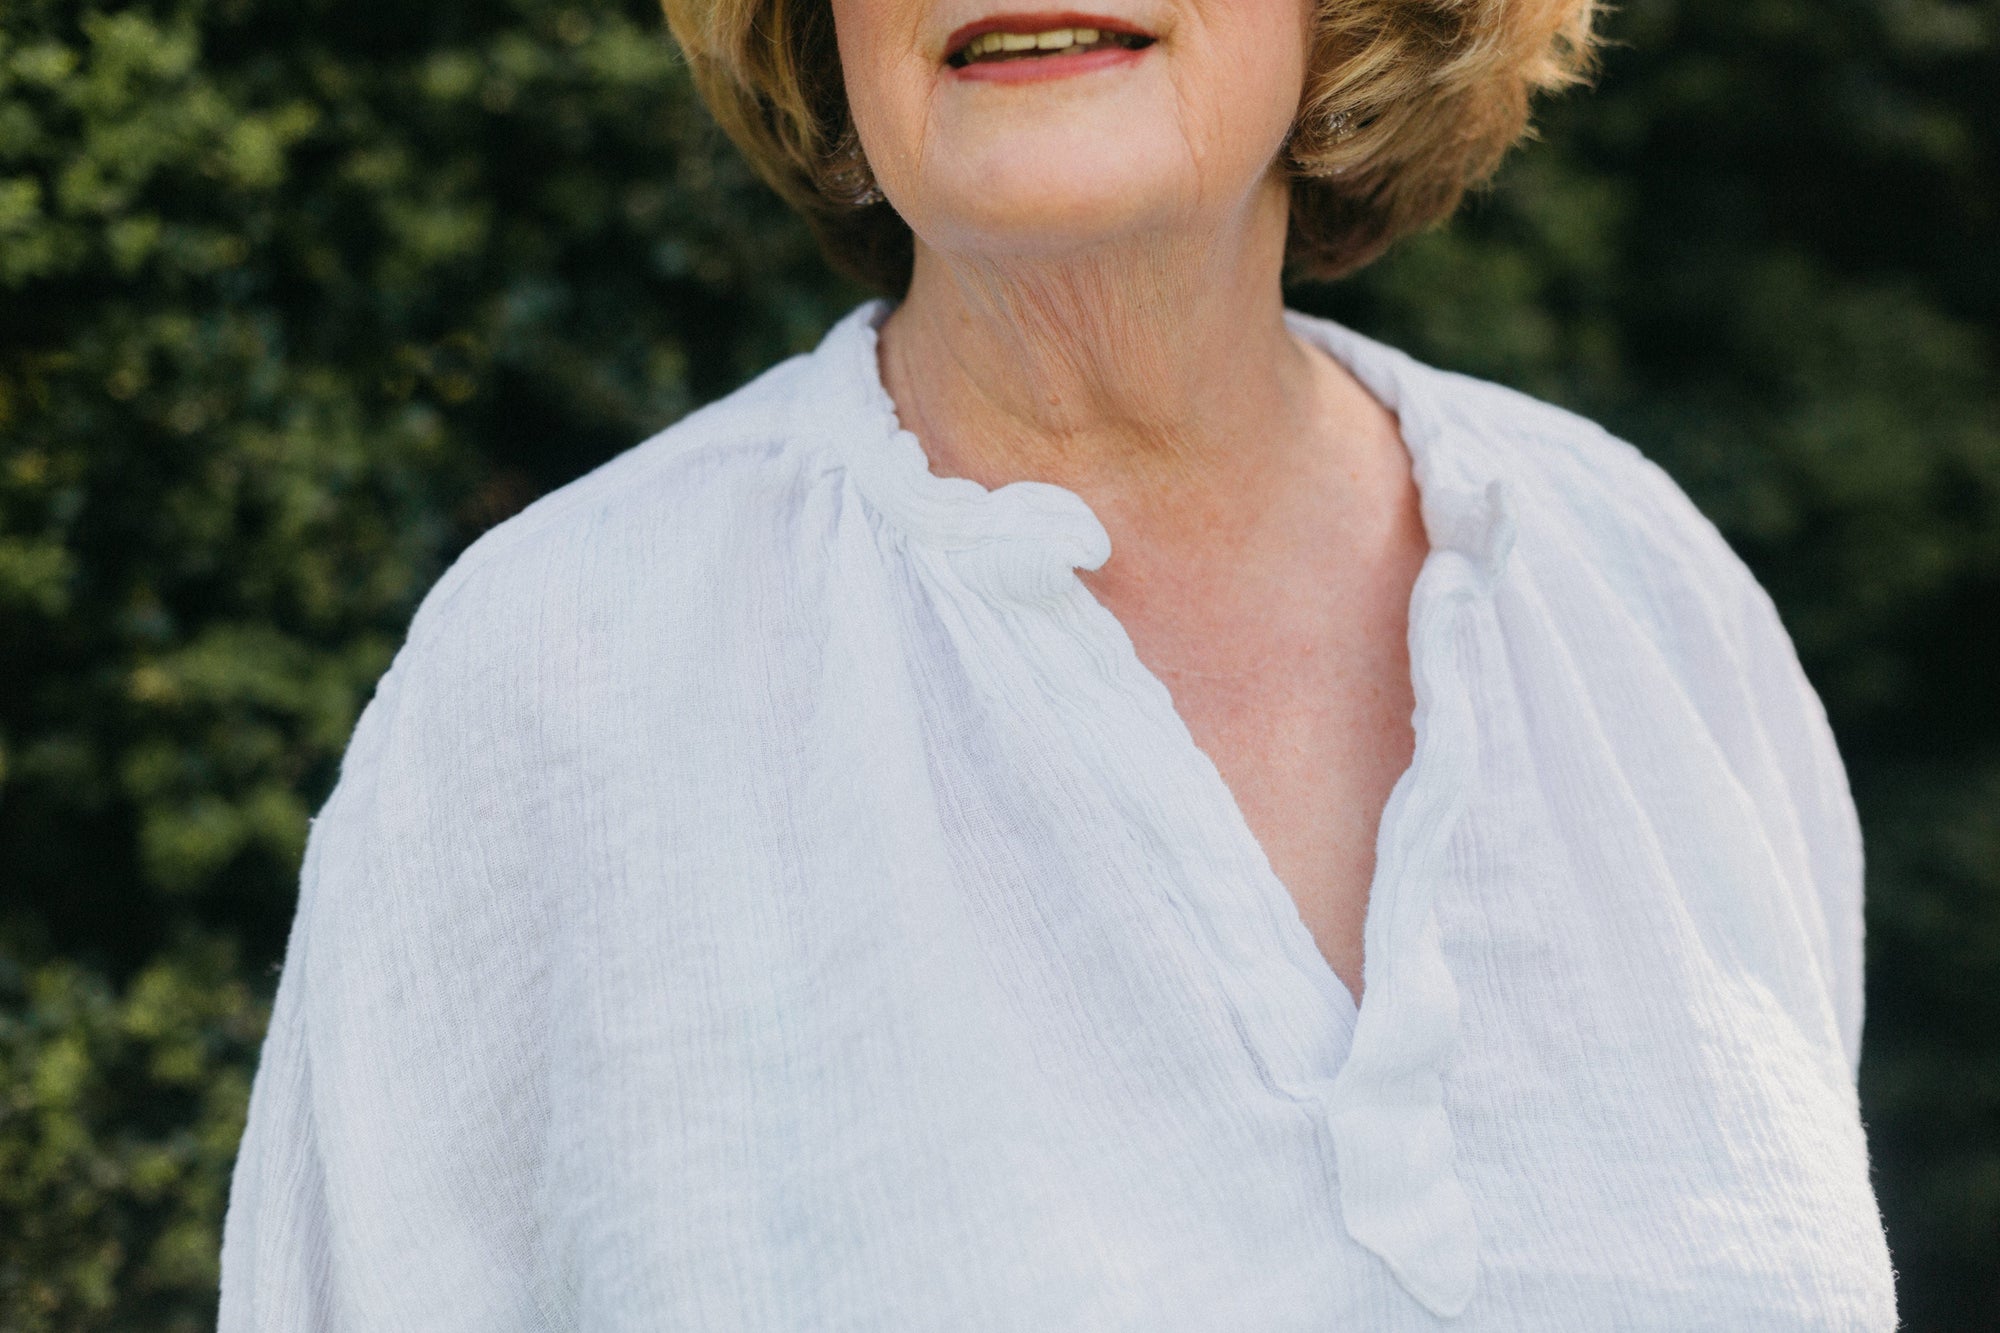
top-left (875, 174), bottom-right (1387, 570)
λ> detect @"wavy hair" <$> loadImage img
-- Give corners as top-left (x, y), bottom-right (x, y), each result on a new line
top-left (659, 0), bottom-right (1599, 291)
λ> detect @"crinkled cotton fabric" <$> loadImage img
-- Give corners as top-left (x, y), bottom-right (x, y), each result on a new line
top-left (219, 299), bottom-right (1898, 1330)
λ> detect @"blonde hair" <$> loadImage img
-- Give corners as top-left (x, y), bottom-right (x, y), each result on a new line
top-left (659, 0), bottom-right (1599, 291)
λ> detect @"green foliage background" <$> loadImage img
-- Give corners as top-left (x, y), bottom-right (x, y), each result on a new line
top-left (0, 0), bottom-right (1992, 1325)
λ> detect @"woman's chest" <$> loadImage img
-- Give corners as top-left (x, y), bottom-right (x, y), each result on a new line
top-left (1164, 669), bottom-right (1411, 1009)
top-left (548, 778), bottom-right (1895, 1330)
top-left (544, 645), bottom-right (1890, 1327)
top-left (1095, 551), bottom-right (1426, 1010)
top-left (521, 542), bottom-right (1894, 1326)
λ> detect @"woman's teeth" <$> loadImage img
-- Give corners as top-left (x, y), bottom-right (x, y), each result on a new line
top-left (950, 28), bottom-right (1151, 66)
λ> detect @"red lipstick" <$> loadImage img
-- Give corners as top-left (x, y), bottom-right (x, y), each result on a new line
top-left (944, 13), bottom-right (1157, 84)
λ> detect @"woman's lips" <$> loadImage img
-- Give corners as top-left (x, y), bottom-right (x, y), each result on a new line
top-left (944, 12), bottom-right (1156, 83)
top-left (950, 43), bottom-right (1149, 83)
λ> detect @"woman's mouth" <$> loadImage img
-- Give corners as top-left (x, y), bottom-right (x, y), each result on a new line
top-left (947, 26), bottom-right (1154, 67)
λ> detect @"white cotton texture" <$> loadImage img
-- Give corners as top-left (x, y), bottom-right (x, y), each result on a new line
top-left (218, 300), bottom-right (1898, 1330)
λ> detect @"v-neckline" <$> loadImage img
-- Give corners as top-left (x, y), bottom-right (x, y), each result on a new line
top-left (825, 297), bottom-right (1474, 1060)
top-left (1069, 602), bottom-right (1384, 1031)
top-left (1061, 386), bottom-right (1430, 1022)
top-left (875, 308), bottom-right (1437, 1028)
top-left (1043, 404), bottom-right (1442, 1049)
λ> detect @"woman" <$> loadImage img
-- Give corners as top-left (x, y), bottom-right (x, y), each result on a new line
top-left (219, 0), bottom-right (1899, 1326)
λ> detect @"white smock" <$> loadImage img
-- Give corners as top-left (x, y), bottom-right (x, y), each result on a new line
top-left (219, 299), bottom-right (1898, 1330)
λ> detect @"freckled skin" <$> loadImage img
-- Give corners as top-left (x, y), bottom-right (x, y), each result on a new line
top-left (832, 0), bottom-right (1428, 1006)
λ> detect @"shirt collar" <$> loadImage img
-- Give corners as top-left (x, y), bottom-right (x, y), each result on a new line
top-left (795, 297), bottom-right (1516, 600)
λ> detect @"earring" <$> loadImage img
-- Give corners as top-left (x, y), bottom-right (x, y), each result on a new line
top-left (1323, 109), bottom-right (1356, 142)
top-left (825, 126), bottom-right (886, 208)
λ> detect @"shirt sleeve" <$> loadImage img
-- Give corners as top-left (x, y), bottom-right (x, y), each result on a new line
top-left (217, 800), bottom-right (344, 1330)
top-left (1723, 563), bottom-right (1869, 1084)
top-left (1581, 428), bottom-right (1871, 1087)
top-left (217, 657), bottom-right (407, 1332)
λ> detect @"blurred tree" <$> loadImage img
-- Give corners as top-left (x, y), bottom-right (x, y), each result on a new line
top-left (0, 0), bottom-right (1993, 1326)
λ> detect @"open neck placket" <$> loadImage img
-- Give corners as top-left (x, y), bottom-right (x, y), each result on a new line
top-left (797, 298), bottom-right (1516, 1317)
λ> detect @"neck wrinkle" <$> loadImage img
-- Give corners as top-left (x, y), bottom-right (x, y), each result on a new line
top-left (878, 173), bottom-right (1314, 526)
